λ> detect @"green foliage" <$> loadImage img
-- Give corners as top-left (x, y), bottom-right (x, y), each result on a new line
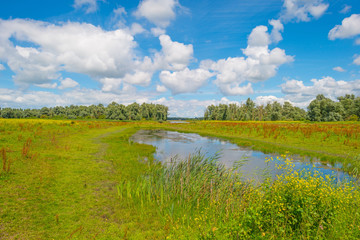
top-left (0, 102), bottom-right (168, 121)
top-left (205, 94), bottom-right (360, 122)
top-left (204, 100), bottom-right (306, 121)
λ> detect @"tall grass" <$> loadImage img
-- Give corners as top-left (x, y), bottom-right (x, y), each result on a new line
top-left (119, 152), bottom-right (360, 239)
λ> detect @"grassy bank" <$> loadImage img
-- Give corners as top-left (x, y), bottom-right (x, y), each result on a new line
top-left (0, 119), bottom-right (158, 239)
top-left (162, 121), bottom-right (360, 175)
top-left (1, 119), bottom-right (360, 239)
top-left (121, 153), bottom-right (360, 239)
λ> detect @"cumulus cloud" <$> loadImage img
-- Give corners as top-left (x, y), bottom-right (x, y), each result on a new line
top-left (123, 71), bottom-right (152, 86)
top-left (247, 25), bottom-right (271, 47)
top-left (73, 0), bottom-right (102, 13)
top-left (0, 87), bottom-right (152, 109)
top-left (159, 68), bottom-right (213, 94)
top-left (155, 34), bottom-right (194, 71)
top-left (329, 14), bottom-right (360, 40)
top-left (58, 78), bottom-right (79, 90)
top-left (203, 25), bottom-right (293, 96)
top-left (151, 27), bottom-right (166, 36)
top-left (0, 19), bottom-right (139, 88)
top-left (281, 77), bottom-right (360, 107)
top-left (333, 66), bottom-right (346, 72)
top-left (134, 0), bottom-right (180, 28)
top-left (340, 5), bottom-right (351, 14)
top-left (156, 85), bottom-right (167, 92)
top-left (255, 95), bottom-right (287, 106)
top-left (269, 19), bottom-right (284, 44)
top-left (99, 78), bottom-right (123, 92)
top-left (217, 83), bottom-right (254, 96)
top-left (0, 63), bottom-right (5, 71)
top-left (281, 0), bottom-right (329, 22)
top-left (356, 38), bottom-right (360, 45)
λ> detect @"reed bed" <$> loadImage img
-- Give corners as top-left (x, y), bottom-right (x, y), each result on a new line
top-left (119, 153), bottom-right (360, 239)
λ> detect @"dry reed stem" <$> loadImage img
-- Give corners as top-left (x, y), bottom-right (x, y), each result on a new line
top-left (2, 147), bottom-right (6, 172)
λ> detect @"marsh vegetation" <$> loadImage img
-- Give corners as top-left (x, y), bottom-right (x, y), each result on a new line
top-left (0, 119), bottom-right (359, 239)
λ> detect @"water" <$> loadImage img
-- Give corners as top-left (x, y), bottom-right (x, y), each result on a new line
top-left (130, 129), bottom-right (352, 181)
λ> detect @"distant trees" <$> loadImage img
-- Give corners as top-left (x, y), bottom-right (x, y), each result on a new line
top-left (204, 94), bottom-right (360, 122)
top-left (0, 102), bottom-right (168, 121)
top-left (204, 98), bottom-right (306, 121)
top-left (307, 94), bottom-right (360, 121)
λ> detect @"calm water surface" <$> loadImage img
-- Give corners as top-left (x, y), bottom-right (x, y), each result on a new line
top-left (130, 129), bottom-right (350, 181)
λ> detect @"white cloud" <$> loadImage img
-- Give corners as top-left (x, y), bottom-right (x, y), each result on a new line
top-left (156, 34), bottom-right (193, 71)
top-left (156, 85), bottom-right (167, 92)
top-left (0, 19), bottom-right (139, 88)
top-left (0, 87), bottom-right (151, 109)
top-left (333, 66), bottom-right (346, 72)
top-left (204, 25), bottom-right (293, 96)
top-left (269, 19), bottom-right (284, 44)
top-left (217, 83), bottom-right (254, 96)
top-left (99, 77), bottom-right (123, 92)
top-left (151, 27), bottom-right (166, 36)
top-left (340, 5), bottom-right (351, 14)
top-left (73, 0), bottom-right (102, 13)
top-left (154, 97), bottom-right (241, 118)
top-left (134, 0), bottom-right (180, 28)
top-left (35, 83), bottom-right (58, 89)
top-left (0, 64), bottom-right (5, 71)
top-left (58, 78), bottom-right (79, 90)
top-left (123, 71), bottom-right (152, 86)
top-left (281, 77), bottom-right (360, 107)
top-left (159, 68), bottom-right (213, 94)
top-left (0, 87), bottom-right (242, 118)
top-left (329, 14), bottom-right (360, 40)
top-left (247, 26), bottom-right (271, 47)
top-left (130, 23), bottom-right (146, 35)
top-left (114, 6), bottom-right (127, 16)
top-left (354, 55), bottom-right (360, 65)
top-left (356, 38), bottom-right (360, 45)
top-left (110, 7), bottom-right (128, 28)
top-left (281, 0), bottom-right (329, 22)
top-left (255, 95), bottom-right (287, 106)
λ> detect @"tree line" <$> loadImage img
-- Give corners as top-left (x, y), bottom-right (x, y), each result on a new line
top-left (0, 102), bottom-right (169, 121)
top-left (204, 94), bottom-right (360, 122)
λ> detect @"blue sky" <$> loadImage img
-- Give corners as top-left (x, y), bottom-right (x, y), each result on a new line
top-left (0, 0), bottom-right (360, 117)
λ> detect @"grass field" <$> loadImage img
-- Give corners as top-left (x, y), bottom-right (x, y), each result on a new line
top-left (1, 119), bottom-right (360, 239)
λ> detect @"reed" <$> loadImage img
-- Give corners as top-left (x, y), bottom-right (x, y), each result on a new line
top-left (22, 138), bottom-right (32, 158)
top-left (119, 152), bottom-right (360, 239)
top-left (1, 147), bottom-right (6, 172)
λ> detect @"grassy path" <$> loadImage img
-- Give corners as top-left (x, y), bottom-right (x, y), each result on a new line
top-left (0, 121), bottom-right (161, 239)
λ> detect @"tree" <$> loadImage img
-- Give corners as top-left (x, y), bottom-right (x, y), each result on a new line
top-left (245, 98), bottom-right (255, 120)
top-left (307, 94), bottom-right (344, 122)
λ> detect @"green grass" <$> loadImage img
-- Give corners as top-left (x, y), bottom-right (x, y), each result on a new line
top-left (1, 119), bottom-right (360, 239)
top-left (0, 120), bottom-right (159, 239)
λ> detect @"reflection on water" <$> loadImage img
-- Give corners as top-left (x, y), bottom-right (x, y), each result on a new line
top-left (130, 129), bottom-right (350, 181)
top-left (168, 120), bottom-right (189, 124)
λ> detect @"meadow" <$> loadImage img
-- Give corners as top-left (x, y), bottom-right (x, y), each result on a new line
top-left (1, 119), bottom-right (360, 239)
